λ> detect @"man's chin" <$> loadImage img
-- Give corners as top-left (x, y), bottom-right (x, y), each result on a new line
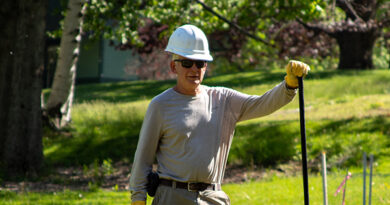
top-left (187, 79), bottom-right (201, 85)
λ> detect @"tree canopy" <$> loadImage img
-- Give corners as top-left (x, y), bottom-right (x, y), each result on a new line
top-left (84, 0), bottom-right (324, 45)
top-left (83, 0), bottom-right (324, 66)
top-left (81, 0), bottom-right (389, 73)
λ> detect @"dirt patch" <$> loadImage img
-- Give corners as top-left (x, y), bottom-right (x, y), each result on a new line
top-left (0, 162), bottom-right (302, 192)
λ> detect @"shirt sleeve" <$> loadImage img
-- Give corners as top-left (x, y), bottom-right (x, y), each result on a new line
top-left (129, 99), bottom-right (163, 202)
top-left (227, 81), bottom-right (296, 122)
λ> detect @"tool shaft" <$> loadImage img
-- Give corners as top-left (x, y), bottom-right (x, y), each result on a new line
top-left (298, 77), bottom-right (310, 205)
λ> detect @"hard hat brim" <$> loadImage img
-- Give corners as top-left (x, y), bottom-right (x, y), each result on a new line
top-left (165, 50), bottom-right (213, 62)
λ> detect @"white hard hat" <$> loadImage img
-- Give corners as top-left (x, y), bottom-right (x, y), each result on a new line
top-left (165, 24), bottom-right (213, 61)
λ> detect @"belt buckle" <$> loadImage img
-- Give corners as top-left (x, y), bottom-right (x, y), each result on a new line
top-left (187, 182), bottom-right (197, 192)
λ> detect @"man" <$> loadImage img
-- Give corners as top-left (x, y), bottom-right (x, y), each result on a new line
top-left (130, 24), bottom-right (309, 205)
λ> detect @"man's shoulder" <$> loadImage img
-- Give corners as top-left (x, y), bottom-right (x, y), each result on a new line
top-left (203, 85), bottom-right (237, 96)
top-left (150, 88), bottom-right (174, 104)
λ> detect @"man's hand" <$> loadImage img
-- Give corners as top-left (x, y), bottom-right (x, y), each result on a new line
top-left (284, 60), bottom-right (310, 89)
top-left (131, 201), bottom-right (146, 205)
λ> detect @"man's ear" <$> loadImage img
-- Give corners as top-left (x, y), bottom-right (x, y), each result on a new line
top-left (170, 61), bottom-right (177, 74)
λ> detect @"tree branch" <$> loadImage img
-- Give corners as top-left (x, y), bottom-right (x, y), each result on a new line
top-left (379, 18), bottom-right (390, 29)
top-left (336, 0), bottom-right (363, 21)
top-left (193, 0), bottom-right (274, 47)
top-left (296, 19), bottom-right (336, 38)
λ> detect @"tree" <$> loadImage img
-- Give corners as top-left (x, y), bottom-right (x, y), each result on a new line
top-left (0, 0), bottom-right (47, 177)
top-left (82, 0), bottom-right (324, 75)
top-left (80, 0), bottom-right (389, 73)
top-left (269, 21), bottom-right (337, 60)
top-left (44, 0), bottom-right (85, 129)
top-left (299, 0), bottom-right (390, 69)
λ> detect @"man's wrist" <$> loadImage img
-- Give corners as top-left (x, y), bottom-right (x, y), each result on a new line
top-left (131, 201), bottom-right (146, 205)
top-left (286, 83), bottom-right (298, 89)
top-left (284, 77), bottom-right (298, 89)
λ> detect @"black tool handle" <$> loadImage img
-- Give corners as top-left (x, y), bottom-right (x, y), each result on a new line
top-left (298, 76), bottom-right (309, 205)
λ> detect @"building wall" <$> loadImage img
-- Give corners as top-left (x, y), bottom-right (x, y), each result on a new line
top-left (76, 38), bottom-right (138, 84)
top-left (100, 40), bottom-right (137, 82)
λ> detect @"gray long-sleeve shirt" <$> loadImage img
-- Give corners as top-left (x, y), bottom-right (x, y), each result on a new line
top-left (130, 81), bottom-right (296, 202)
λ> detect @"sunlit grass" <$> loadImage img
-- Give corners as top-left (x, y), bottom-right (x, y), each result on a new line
top-left (0, 189), bottom-right (130, 205)
top-left (2, 172), bottom-right (389, 204)
top-left (245, 94), bottom-right (390, 122)
top-left (223, 172), bottom-right (390, 205)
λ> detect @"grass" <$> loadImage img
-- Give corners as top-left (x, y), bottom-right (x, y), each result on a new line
top-left (42, 69), bottom-right (390, 168)
top-left (3, 69), bottom-right (389, 204)
top-left (223, 172), bottom-right (390, 204)
top-left (1, 173), bottom-right (389, 204)
top-left (0, 189), bottom-right (130, 205)
top-left (231, 116), bottom-right (390, 167)
top-left (44, 101), bottom-right (147, 166)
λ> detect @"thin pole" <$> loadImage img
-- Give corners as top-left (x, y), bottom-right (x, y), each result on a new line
top-left (363, 152), bottom-right (367, 205)
top-left (298, 77), bottom-right (309, 205)
top-left (342, 169), bottom-right (349, 205)
top-left (369, 154), bottom-right (374, 205)
top-left (321, 152), bottom-right (328, 205)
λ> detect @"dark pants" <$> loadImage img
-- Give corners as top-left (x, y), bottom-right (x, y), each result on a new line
top-left (152, 185), bottom-right (230, 205)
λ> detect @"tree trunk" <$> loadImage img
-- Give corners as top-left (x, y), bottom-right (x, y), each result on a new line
top-left (44, 0), bottom-right (84, 128)
top-left (335, 30), bottom-right (379, 69)
top-left (0, 0), bottom-right (46, 177)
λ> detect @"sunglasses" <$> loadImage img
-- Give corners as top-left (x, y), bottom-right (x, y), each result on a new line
top-left (174, 59), bottom-right (206, 69)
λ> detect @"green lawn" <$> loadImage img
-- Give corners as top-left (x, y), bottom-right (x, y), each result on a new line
top-left (43, 69), bottom-right (390, 167)
top-left (2, 69), bottom-right (390, 204)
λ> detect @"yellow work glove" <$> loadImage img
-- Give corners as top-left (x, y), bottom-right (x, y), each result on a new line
top-left (131, 201), bottom-right (146, 205)
top-left (284, 60), bottom-right (310, 89)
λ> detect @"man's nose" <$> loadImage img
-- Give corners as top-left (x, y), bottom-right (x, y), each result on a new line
top-left (190, 64), bottom-right (199, 71)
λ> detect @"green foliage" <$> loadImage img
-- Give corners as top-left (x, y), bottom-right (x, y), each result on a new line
top-left (83, 0), bottom-right (324, 46)
top-left (373, 38), bottom-right (390, 69)
top-left (298, 56), bottom-right (339, 71)
top-left (83, 158), bottom-right (114, 189)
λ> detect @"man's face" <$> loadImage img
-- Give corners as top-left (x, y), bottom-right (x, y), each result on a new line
top-left (171, 56), bottom-right (207, 93)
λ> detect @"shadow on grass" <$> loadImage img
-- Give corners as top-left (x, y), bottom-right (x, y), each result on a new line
top-left (308, 115), bottom-right (390, 166)
top-left (230, 121), bottom-right (300, 167)
top-left (44, 118), bottom-right (143, 167)
top-left (229, 115), bottom-right (390, 168)
top-left (74, 79), bottom-right (176, 103)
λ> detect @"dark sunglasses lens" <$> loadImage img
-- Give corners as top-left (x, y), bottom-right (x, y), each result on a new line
top-left (176, 59), bottom-right (206, 68)
top-left (195, 61), bottom-right (205, 68)
top-left (181, 60), bottom-right (193, 68)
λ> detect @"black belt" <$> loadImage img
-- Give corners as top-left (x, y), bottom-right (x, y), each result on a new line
top-left (159, 179), bottom-right (219, 192)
